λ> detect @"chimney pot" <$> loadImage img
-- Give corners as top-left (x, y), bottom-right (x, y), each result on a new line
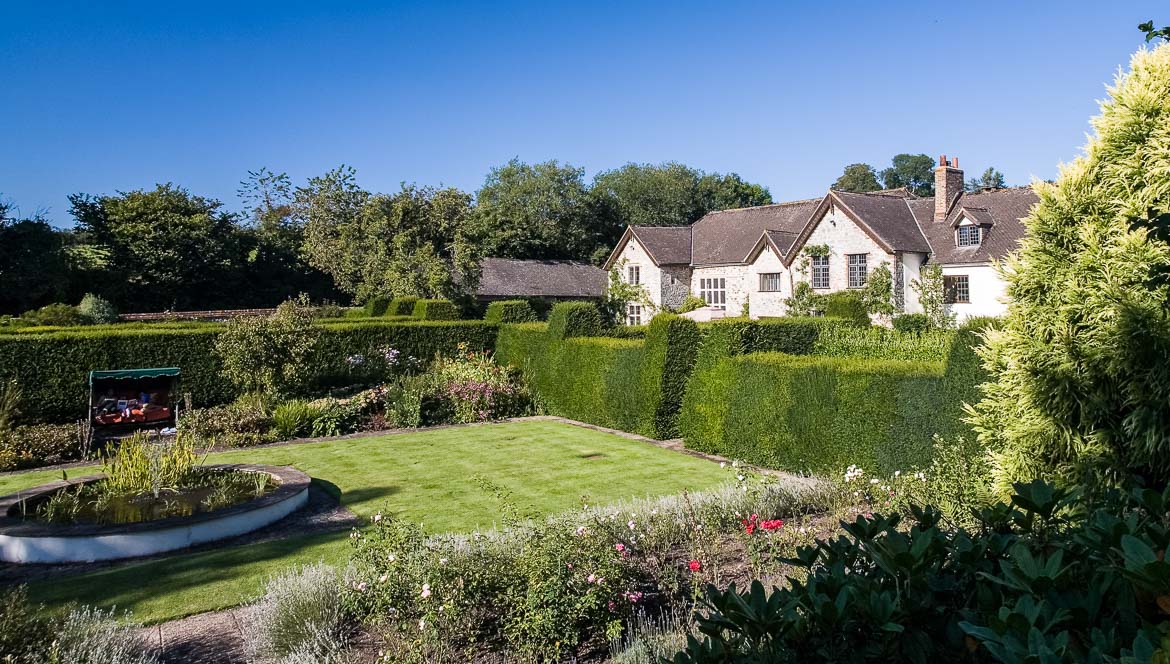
top-left (939, 154), bottom-right (947, 167)
top-left (951, 157), bottom-right (959, 168)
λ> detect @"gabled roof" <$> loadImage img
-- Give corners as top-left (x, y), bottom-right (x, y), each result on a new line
top-left (602, 226), bottom-right (692, 269)
top-left (744, 229), bottom-right (802, 264)
top-left (830, 190), bottom-right (933, 254)
top-left (476, 258), bottom-right (607, 299)
top-left (690, 199), bottom-right (821, 266)
top-left (916, 187), bottom-right (1037, 264)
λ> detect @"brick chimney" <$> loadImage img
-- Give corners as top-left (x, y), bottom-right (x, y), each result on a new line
top-left (934, 155), bottom-right (963, 222)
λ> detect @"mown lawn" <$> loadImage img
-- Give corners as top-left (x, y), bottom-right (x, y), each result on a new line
top-left (3, 419), bottom-right (729, 624)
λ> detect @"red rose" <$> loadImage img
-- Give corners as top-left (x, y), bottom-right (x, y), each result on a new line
top-left (688, 560), bottom-right (701, 572)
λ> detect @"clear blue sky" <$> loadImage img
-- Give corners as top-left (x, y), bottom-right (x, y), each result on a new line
top-left (1, 1), bottom-right (1163, 226)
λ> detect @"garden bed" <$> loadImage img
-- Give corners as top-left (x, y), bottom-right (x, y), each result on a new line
top-left (0, 464), bottom-right (310, 563)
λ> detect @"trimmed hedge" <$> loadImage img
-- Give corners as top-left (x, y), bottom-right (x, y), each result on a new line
top-left (411, 299), bottom-right (460, 321)
top-left (694, 316), bottom-right (846, 371)
top-left (680, 353), bottom-right (950, 474)
top-left (389, 296), bottom-right (419, 317)
top-left (0, 320), bottom-right (498, 424)
top-left (679, 321), bottom-right (990, 474)
top-left (546, 302), bottom-right (603, 339)
top-left (495, 313), bottom-right (699, 439)
top-left (363, 296), bottom-right (393, 317)
top-left (811, 325), bottom-right (956, 362)
top-left (821, 291), bottom-right (870, 326)
top-left (484, 300), bottom-right (538, 324)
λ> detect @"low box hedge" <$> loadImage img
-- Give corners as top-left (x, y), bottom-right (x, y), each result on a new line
top-left (679, 353), bottom-right (951, 474)
top-left (484, 300), bottom-right (538, 324)
top-left (412, 299), bottom-right (460, 320)
top-left (0, 320), bottom-right (498, 424)
top-left (546, 302), bottom-right (603, 339)
top-left (363, 296), bottom-right (393, 317)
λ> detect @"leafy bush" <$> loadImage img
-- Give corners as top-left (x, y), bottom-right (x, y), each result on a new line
top-left (362, 296), bottom-right (392, 317)
top-left (0, 380), bottom-right (19, 432)
top-left (272, 400), bottom-right (321, 440)
top-left (216, 297), bottom-right (322, 398)
top-left (820, 290), bottom-right (869, 325)
top-left (388, 296), bottom-right (419, 316)
top-left (892, 312), bottom-right (931, 333)
top-left (22, 303), bottom-right (85, 327)
top-left (0, 422), bottom-right (82, 471)
top-left (671, 478), bottom-right (1170, 663)
top-left (483, 299), bottom-right (538, 323)
top-left (607, 325), bottom-right (649, 340)
top-left (546, 301), bottom-right (604, 339)
top-left (0, 586), bottom-right (157, 664)
top-left (678, 295), bottom-right (707, 313)
top-left (243, 563), bottom-right (348, 663)
top-left (411, 299), bottom-right (459, 321)
top-left (78, 293), bottom-right (119, 324)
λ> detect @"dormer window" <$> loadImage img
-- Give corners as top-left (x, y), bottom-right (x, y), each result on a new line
top-left (957, 225), bottom-right (982, 247)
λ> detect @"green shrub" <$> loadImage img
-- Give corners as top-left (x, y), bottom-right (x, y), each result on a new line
top-left (412, 299), bottom-right (460, 321)
top-left (272, 400), bottom-right (320, 440)
top-left (483, 300), bottom-right (538, 323)
top-left (0, 422), bottom-right (81, 471)
top-left (678, 295), bottom-right (707, 313)
top-left (78, 293), bottom-right (119, 324)
top-left (672, 478), bottom-right (1170, 663)
top-left (820, 291), bottom-right (869, 325)
top-left (362, 296), bottom-right (392, 317)
top-left (607, 324), bottom-right (648, 339)
top-left (22, 303), bottom-right (85, 327)
top-left (388, 296), bottom-right (419, 316)
top-left (891, 312), bottom-right (931, 333)
top-left (215, 297), bottom-right (321, 398)
top-left (546, 301), bottom-right (603, 339)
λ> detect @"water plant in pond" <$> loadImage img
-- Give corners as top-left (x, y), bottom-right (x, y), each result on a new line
top-left (26, 433), bottom-right (278, 525)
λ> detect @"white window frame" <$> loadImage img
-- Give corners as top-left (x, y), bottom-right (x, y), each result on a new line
top-left (956, 225), bottom-right (982, 247)
top-left (699, 277), bottom-right (726, 309)
top-left (759, 272), bottom-right (783, 292)
top-left (847, 254), bottom-right (867, 289)
top-left (810, 256), bottom-right (830, 289)
top-left (944, 275), bottom-right (970, 304)
top-left (626, 303), bottom-right (642, 326)
top-left (627, 265), bottom-right (641, 285)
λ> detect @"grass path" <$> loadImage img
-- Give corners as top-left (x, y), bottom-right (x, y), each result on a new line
top-left (5, 420), bottom-right (730, 623)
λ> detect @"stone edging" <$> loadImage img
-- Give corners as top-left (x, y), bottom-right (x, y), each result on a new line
top-left (0, 464), bottom-right (310, 538)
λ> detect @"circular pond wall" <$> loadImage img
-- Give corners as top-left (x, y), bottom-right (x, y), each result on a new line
top-left (0, 464), bottom-right (310, 564)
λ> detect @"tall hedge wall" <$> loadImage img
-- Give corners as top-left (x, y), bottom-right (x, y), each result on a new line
top-left (679, 353), bottom-right (951, 474)
top-left (0, 320), bottom-right (498, 424)
top-left (495, 313), bottom-right (700, 439)
top-left (678, 322), bottom-right (990, 474)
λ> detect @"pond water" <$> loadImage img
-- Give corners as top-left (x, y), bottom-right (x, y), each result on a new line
top-left (16, 470), bottom-right (278, 525)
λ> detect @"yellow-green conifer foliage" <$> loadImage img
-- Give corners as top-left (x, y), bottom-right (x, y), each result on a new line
top-left (971, 44), bottom-right (1170, 494)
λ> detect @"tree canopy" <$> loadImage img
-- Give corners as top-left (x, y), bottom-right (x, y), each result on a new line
top-left (879, 153), bottom-right (936, 196)
top-left (832, 163), bottom-right (883, 192)
top-left (966, 167), bottom-right (1007, 192)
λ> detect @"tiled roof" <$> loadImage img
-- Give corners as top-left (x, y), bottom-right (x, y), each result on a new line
top-left (629, 226), bottom-right (692, 265)
top-left (476, 258), bottom-right (607, 298)
top-left (831, 190), bottom-right (932, 253)
top-left (690, 199), bottom-right (821, 265)
top-left (916, 187), bottom-right (1037, 264)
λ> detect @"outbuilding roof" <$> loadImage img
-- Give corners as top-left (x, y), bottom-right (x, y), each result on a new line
top-left (475, 258), bottom-right (607, 299)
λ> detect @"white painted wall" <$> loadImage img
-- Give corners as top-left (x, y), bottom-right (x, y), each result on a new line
top-left (746, 246), bottom-right (790, 318)
top-left (900, 252), bottom-right (928, 314)
top-left (613, 237), bottom-right (663, 311)
top-left (941, 263), bottom-right (1007, 321)
top-left (690, 264), bottom-right (752, 317)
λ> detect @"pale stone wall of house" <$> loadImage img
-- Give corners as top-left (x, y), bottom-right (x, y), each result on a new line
top-left (690, 264), bottom-right (753, 317)
top-left (613, 237), bottom-right (662, 311)
top-left (942, 263), bottom-right (1007, 321)
top-left (746, 247), bottom-right (790, 318)
top-left (794, 205), bottom-right (897, 294)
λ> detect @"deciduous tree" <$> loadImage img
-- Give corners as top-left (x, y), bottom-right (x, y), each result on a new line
top-left (880, 154), bottom-right (936, 196)
top-left (832, 163), bottom-right (882, 192)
